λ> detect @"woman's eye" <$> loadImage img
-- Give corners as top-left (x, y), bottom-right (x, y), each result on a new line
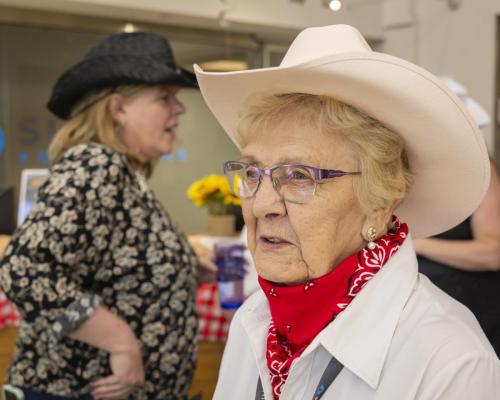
top-left (245, 168), bottom-right (260, 180)
top-left (289, 169), bottom-right (310, 180)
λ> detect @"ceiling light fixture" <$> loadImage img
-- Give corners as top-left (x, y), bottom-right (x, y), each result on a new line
top-left (329, 0), bottom-right (342, 11)
top-left (122, 23), bottom-right (136, 33)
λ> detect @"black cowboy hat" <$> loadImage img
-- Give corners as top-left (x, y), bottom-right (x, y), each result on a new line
top-left (47, 31), bottom-right (198, 119)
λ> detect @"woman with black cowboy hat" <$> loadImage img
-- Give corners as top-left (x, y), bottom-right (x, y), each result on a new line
top-left (0, 32), bottom-right (215, 399)
top-left (195, 24), bottom-right (500, 399)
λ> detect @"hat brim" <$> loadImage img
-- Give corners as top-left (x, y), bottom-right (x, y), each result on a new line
top-left (194, 51), bottom-right (490, 238)
top-left (48, 55), bottom-right (198, 119)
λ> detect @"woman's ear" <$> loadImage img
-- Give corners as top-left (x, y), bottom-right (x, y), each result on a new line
top-left (107, 93), bottom-right (126, 126)
top-left (361, 199), bottom-right (399, 241)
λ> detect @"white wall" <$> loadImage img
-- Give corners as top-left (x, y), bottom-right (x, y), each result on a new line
top-left (0, 0), bottom-right (384, 42)
top-left (382, 0), bottom-right (499, 156)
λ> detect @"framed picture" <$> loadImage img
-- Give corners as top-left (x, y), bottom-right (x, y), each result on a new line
top-left (17, 168), bottom-right (49, 225)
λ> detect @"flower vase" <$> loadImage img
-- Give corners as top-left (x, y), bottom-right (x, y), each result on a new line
top-left (207, 214), bottom-right (236, 237)
top-left (206, 202), bottom-right (236, 236)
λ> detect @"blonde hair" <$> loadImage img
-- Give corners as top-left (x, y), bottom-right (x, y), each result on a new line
top-left (48, 85), bottom-right (154, 177)
top-left (237, 93), bottom-right (414, 213)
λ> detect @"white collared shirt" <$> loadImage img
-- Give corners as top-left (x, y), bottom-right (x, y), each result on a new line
top-left (213, 236), bottom-right (500, 399)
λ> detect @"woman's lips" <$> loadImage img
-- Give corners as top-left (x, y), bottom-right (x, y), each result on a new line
top-left (259, 236), bottom-right (292, 250)
top-left (165, 123), bottom-right (178, 135)
top-left (165, 128), bottom-right (176, 139)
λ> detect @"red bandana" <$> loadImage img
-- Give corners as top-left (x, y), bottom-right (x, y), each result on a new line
top-left (259, 217), bottom-right (408, 399)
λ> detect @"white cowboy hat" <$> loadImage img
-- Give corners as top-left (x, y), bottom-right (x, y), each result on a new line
top-left (194, 24), bottom-right (490, 239)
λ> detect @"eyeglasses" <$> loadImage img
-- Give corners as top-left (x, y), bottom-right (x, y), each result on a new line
top-left (223, 160), bottom-right (361, 204)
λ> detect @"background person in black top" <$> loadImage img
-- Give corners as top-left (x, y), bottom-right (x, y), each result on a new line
top-left (415, 78), bottom-right (500, 356)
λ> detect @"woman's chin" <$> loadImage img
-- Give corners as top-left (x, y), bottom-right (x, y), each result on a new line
top-left (257, 269), bottom-right (308, 286)
top-left (159, 137), bottom-right (175, 154)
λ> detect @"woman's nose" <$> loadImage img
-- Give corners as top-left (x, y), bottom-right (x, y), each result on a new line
top-left (251, 175), bottom-right (286, 219)
top-left (172, 95), bottom-right (186, 115)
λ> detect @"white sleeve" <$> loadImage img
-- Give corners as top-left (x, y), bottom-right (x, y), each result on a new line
top-left (213, 302), bottom-right (263, 400)
top-left (419, 351), bottom-right (500, 400)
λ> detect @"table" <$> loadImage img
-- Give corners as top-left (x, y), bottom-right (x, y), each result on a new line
top-left (0, 235), bottom-right (10, 256)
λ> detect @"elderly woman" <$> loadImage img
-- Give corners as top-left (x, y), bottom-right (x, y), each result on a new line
top-left (195, 25), bottom-right (499, 399)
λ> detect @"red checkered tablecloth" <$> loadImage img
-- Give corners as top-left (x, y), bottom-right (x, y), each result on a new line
top-left (197, 282), bottom-right (229, 341)
top-left (0, 291), bottom-right (20, 329)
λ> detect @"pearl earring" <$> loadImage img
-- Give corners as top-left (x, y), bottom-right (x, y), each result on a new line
top-left (367, 226), bottom-right (377, 250)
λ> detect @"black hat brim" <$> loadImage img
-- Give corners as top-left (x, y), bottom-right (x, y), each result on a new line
top-left (48, 55), bottom-right (198, 120)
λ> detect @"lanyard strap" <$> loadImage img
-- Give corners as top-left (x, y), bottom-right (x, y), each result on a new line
top-left (255, 356), bottom-right (343, 400)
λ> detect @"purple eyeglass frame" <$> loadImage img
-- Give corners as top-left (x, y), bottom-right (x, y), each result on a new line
top-left (223, 160), bottom-right (361, 201)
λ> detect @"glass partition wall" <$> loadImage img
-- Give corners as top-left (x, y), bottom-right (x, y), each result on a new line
top-left (0, 8), bottom-right (263, 233)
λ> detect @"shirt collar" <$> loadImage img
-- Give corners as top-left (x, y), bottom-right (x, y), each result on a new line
top-left (312, 235), bottom-right (418, 388)
top-left (240, 235), bottom-right (418, 390)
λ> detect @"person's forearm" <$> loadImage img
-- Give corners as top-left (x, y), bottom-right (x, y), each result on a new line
top-left (69, 306), bottom-right (139, 353)
top-left (415, 238), bottom-right (500, 271)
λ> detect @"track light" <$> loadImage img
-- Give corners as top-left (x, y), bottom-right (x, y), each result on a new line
top-left (122, 23), bottom-right (136, 33)
top-left (329, 0), bottom-right (342, 11)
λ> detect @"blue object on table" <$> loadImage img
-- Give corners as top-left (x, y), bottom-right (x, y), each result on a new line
top-left (215, 241), bottom-right (246, 310)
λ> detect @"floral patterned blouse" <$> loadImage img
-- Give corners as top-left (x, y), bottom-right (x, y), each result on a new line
top-left (0, 143), bottom-right (199, 399)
